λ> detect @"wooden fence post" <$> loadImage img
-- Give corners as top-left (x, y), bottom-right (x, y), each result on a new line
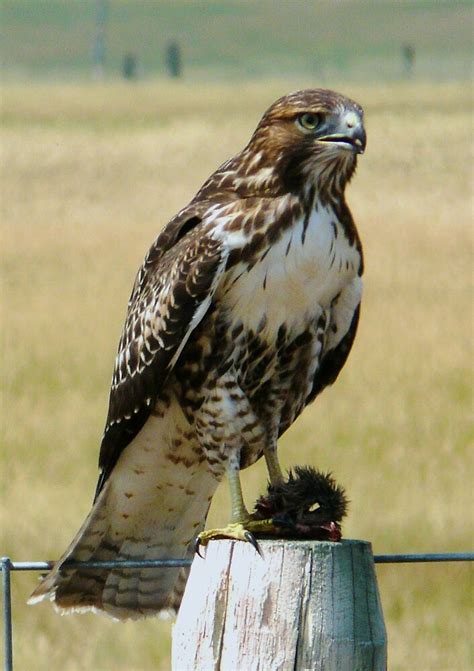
top-left (172, 539), bottom-right (387, 671)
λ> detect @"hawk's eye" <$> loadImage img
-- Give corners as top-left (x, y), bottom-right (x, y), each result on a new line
top-left (297, 113), bottom-right (321, 132)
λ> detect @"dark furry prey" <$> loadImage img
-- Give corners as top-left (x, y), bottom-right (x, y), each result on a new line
top-left (253, 466), bottom-right (348, 541)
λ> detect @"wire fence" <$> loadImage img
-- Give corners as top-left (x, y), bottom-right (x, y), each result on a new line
top-left (2, 552), bottom-right (473, 671)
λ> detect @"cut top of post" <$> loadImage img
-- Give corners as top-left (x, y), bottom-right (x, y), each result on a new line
top-left (172, 539), bottom-right (387, 671)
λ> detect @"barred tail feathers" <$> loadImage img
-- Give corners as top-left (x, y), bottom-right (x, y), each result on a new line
top-left (28, 414), bottom-right (218, 620)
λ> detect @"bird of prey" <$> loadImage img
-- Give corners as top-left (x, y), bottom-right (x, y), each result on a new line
top-left (29, 88), bottom-right (365, 620)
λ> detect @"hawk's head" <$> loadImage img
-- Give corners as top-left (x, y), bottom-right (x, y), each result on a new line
top-left (247, 88), bottom-right (366, 195)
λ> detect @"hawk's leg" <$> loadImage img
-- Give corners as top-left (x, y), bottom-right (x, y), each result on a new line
top-left (227, 452), bottom-right (250, 524)
top-left (194, 374), bottom-right (278, 553)
top-left (263, 443), bottom-right (285, 486)
top-left (262, 397), bottom-right (286, 485)
top-left (195, 452), bottom-right (275, 554)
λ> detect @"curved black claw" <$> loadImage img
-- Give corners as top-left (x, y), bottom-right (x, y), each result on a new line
top-left (193, 536), bottom-right (205, 559)
top-left (244, 531), bottom-right (263, 557)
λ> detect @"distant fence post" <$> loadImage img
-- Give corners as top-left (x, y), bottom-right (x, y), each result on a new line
top-left (172, 539), bottom-right (387, 670)
top-left (122, 52), bottom-right (138, 80)
top-left (92, 0), bottom-right (108, 80)
top-left (165, 40), bottom-right (182, 78)
top-left (402, 44), bottom-right (415, 78)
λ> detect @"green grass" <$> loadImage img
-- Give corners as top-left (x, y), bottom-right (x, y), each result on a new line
top-left (1, 1), bottom-right (472, 81)
top-left (2, 79), bottom-right (473, 670)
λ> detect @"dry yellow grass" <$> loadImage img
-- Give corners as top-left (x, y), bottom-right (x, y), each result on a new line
top-left (2, 80), bottom-right (473, 670)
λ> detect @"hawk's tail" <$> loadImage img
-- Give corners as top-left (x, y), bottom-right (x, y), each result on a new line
top-left (28, 447), bottom-right (219, 620)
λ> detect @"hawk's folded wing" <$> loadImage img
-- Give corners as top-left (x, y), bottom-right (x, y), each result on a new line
top-left (95, 217), bottom-right (228, 498)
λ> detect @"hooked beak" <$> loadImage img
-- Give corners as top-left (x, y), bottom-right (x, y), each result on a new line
top-left (317, 109), bottom-right (366, 155)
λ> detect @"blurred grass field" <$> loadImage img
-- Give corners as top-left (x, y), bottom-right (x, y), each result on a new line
top-left (2, 1), bottom-right (472, 81)
top-left (1, 80), bottom-right (473, 670)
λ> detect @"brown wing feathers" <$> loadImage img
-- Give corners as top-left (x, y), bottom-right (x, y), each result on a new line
top-left (306, 305), bottom-right (360, 406)
top-left (95, 231), bottom-right (226, 498)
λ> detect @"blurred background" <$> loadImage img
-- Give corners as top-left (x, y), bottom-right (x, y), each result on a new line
top-left (2, 2), bottom-right (473, 670)
top-left (2, 0), bottom-right (472, 82)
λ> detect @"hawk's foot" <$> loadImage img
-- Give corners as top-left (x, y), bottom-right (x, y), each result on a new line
top-left (193, 519), bottom-right (277, 558)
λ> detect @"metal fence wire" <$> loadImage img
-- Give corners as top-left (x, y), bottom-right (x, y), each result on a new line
top-left (2, 552), bottom-right (474, 671)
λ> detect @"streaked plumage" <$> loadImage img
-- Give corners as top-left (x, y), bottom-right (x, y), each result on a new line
top-left (30, 88), bottom-right (365, 619)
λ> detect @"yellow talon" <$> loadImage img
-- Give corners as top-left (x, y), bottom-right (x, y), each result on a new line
top-left (194, 450), bottom-right (281, 558)
top-left (197, 522), bottom-right (253, 545)
top-left (193, 518), bottom-right (277, 557)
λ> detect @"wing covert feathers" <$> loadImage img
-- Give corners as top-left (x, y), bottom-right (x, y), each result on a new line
top-left (96, 234), bottom-right (228, 495)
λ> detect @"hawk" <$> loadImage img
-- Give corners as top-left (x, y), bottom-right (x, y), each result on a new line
top-left (30, 88), bottom-right (365, 620)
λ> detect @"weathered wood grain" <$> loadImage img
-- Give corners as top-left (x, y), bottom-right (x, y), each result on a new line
top-left (172, 539), bottom-right (387, 671)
